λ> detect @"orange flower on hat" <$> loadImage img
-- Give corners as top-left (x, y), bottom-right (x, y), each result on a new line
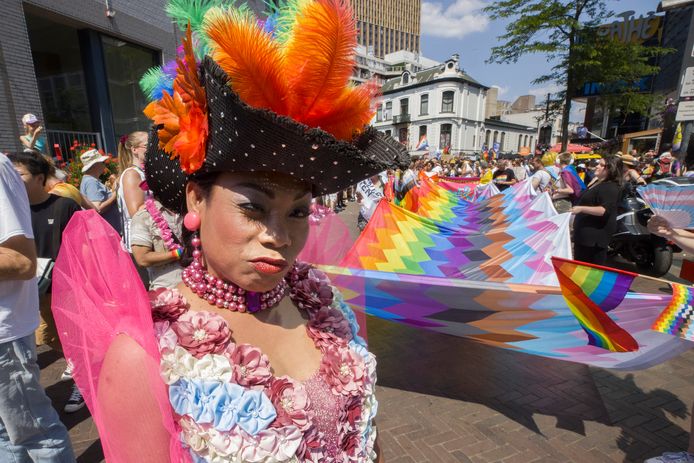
top-left (143, 25), bottom-right (207, 174)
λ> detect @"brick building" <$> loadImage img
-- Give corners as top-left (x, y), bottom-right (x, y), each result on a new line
top-left (0, 0), bottom-right (264, 157)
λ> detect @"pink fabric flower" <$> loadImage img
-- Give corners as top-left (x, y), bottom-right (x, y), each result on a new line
top-left (226, 343), bottom-right (273, 387)
top-left (307, 306), bottom-right (352, 348)
top-left (320, 345), bottom-right (366, 397)
top-left (149, 288), bottom-right (188, 322)
top-left (295, 426), bottom-right (325, 463)
top-left (338, 396), bottom-right (362, 433)
top-left (172, 311), bottom-right (231, 358)
top-left (268, 376), bottom-right (312, 431)
top-left (340, 429), bottom-right (361, 459)
top-left (289, 266), bottom-right (333, 312)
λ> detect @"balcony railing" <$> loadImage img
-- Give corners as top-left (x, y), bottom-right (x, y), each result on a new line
top-left (46, 130), bottom-right (104, 163)
top-left (393, 114), bottom-right (411, 124)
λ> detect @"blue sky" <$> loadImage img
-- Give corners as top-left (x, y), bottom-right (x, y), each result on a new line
top-left (419, 0), bottom-right (661, 121)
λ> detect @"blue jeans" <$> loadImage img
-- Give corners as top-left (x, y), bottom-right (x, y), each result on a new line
top-left (0, 334), bottom-right (75, 462)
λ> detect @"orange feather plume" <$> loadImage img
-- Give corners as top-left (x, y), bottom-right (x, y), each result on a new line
top-left (175, 24), bottom-right (206, 109)
top-left (282, 0), bottom-right (357, 120)
top-left (204, 7), bottom-right (290, 115)
top-left (143, 92), bottom-right (184, 154)
top-left (301, 82), bottom-right (378, 140)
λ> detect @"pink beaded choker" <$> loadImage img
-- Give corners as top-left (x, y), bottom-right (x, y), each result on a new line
top-left (182, 236), bottom-right (288, 313)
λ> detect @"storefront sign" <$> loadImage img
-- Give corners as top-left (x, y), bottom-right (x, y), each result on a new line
top-left (676, 100), bottom-right (694, 121)
top-left (597, 11), bottom-right (662, 44)
top-left (680, 67), bottom-right (694, 98)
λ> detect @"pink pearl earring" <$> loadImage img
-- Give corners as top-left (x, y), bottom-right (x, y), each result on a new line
top-left (184, 211), bottom-right (200, 231)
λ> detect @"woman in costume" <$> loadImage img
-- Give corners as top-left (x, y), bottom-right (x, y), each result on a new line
top-left (53, 1), bottom-right (408, 462)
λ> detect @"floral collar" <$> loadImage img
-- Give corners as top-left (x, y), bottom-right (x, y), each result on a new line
top-left (150, 262), bottom-right (378, 462)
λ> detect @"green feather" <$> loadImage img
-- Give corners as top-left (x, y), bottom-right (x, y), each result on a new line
top-left (139, 67), bottom-right (164, 100)
top-left (166, 0), bottom-right (226, 33)
top-left (272, 0), bottom-right (305, 44)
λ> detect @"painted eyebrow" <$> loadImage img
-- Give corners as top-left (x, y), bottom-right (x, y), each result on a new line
top-left (236, 182), bottom-right (309, 200)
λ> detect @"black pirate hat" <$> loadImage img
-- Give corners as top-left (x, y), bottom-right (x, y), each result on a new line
top-left (142, 3), bottom-right (408, 212)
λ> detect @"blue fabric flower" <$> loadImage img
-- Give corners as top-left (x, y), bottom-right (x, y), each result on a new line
top-left (211, 382), bottom-right (245, 432)
top-left (235, 389), bottom-right (277, 436)
top-left (333, 291), bottom-right (367, 348)
top-left (189, 380), bottom-right (222, 424)
top-left (169, 379), bottom-right (198, 416)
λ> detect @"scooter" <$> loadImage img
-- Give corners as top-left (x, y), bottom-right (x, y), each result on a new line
top-left (608, 181), bottom-right (681, 277)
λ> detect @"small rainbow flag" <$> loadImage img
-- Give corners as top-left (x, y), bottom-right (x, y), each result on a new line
top-left (552, 257), bottom-right (639, 352)
top-left (652, 283), bottom-right (694, 341)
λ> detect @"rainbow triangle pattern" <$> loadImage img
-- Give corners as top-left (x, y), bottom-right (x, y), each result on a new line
top-left (342, 199), bottom-right (571, 286)
top-left (652, 283), bottom-right (694, 341)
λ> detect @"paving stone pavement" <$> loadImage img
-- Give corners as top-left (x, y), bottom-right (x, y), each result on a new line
top-left (38, 202), bottom-right (693, 462)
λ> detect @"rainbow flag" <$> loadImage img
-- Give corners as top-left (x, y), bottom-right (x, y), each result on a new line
top-left (552, 257), bottom-right (639, 352)
top-left (652, 283), bottom-right (694, 341)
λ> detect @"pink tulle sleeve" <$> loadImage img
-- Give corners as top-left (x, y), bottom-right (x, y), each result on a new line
top-left (52, 210), bottom-right (188, 462)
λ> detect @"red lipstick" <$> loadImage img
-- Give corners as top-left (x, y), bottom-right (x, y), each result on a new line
top-left (250, 257), bottom-right (288, 274)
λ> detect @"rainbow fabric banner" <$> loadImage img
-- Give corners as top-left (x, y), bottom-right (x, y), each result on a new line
top-left (410, 178), bottom-right (556, 232)
top-left (652, 283), bottom-right (694, 341)
top-left (342, 199), bottom-right (572, 286)
top-left (552, 257), bottom-right (639, 352)
top-left (321, 266), bottom-right (690, 370)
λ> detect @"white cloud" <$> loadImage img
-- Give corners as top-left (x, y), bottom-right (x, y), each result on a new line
top-left (528, 83), bottom-right (565, 98)
top-left (421, 0), bottom-right (489, 39)
top-left (491, 85), bottom-right (509, 98)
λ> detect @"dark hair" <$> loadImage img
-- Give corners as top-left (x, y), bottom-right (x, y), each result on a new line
top-left (602, 157), bottom-right (623, 185)
top-left (6, 151), bottom-right (50, 186)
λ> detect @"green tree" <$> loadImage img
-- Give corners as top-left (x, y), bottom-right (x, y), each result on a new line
top-left (484, 0), bottom-right (669, 151)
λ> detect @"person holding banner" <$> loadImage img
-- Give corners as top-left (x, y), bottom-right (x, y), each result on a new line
top-left (570, 157), bottom-right (622, 266)
top-left (644, 215), bottom-right (694, 463)
top-left (356, 174), bottom-right (385, 231)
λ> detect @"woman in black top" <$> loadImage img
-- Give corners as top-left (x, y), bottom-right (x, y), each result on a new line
top-left (571, 157), bottom-right (622, 266)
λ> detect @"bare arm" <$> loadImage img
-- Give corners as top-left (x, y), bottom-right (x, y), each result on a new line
top-left (0, 234), bottom-right (37, 280)
top-left (131, 245), bottom-right (178, 268)
top-left (92, 192), bottom-right (118, 214)
top-left (648, 216), bottom-right (694, 254)
top-left (122, 170), bottom-right (145, 217)
top-left (98, 334), bottom-right (172, 463)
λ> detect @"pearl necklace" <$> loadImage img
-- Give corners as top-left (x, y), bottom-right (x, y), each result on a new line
top-left (182, 254), bottom-right (288, 314)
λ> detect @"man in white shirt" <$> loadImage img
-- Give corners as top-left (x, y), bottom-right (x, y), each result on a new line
top-left (530, 156), bottom-right (552, 193)
top-left (0, 153), bottom-right (74, 462)
top-left (356, 174), bottom-right (384, 231)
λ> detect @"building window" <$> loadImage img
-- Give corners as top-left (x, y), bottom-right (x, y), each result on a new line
top-left (385, 101), bottom-right (392, 120)
top-left (400, 98), bottom-right (409, 116)
top-left (419, 125), bottom-right (427, 138)
top-left (403, 73), bottom-right (409, 84)
top-left (485, 130), bottom-right (491, 147)
top-left (440, 123), bottom-right (452, 149)
top-left (420, 94), bottom-right (429, 115)
top-left (101, 36), bottom-right (159, 137)
top-left (398, 127), bottom-right (408, 145)
top-left (441, 91), bottom-right (454, 113)
top-left (529, 136), bottom-right (534, 149)
top-left (376, 104), bottom-right (382, 122)
top-left (385, 129), bottom-right (392, 137)
top-left (499, 132), bottom-right (506, 151)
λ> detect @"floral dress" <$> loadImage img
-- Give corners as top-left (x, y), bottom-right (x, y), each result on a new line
top-left (150, 263), bottom-right (378, 462)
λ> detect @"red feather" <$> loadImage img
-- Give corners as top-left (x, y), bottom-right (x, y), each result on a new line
top-left (175, 24), bottom-right (206, 110)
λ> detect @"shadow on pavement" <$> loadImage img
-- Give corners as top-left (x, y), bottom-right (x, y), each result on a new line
top-left (368, 315), bottom-right (690, 461)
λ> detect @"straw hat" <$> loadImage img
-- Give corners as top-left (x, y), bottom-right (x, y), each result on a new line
top-left (618, 153), bottom-right (637, 166)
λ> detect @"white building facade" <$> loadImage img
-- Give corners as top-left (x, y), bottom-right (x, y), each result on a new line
top-left (373, 55), bottom-right (536, 156)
